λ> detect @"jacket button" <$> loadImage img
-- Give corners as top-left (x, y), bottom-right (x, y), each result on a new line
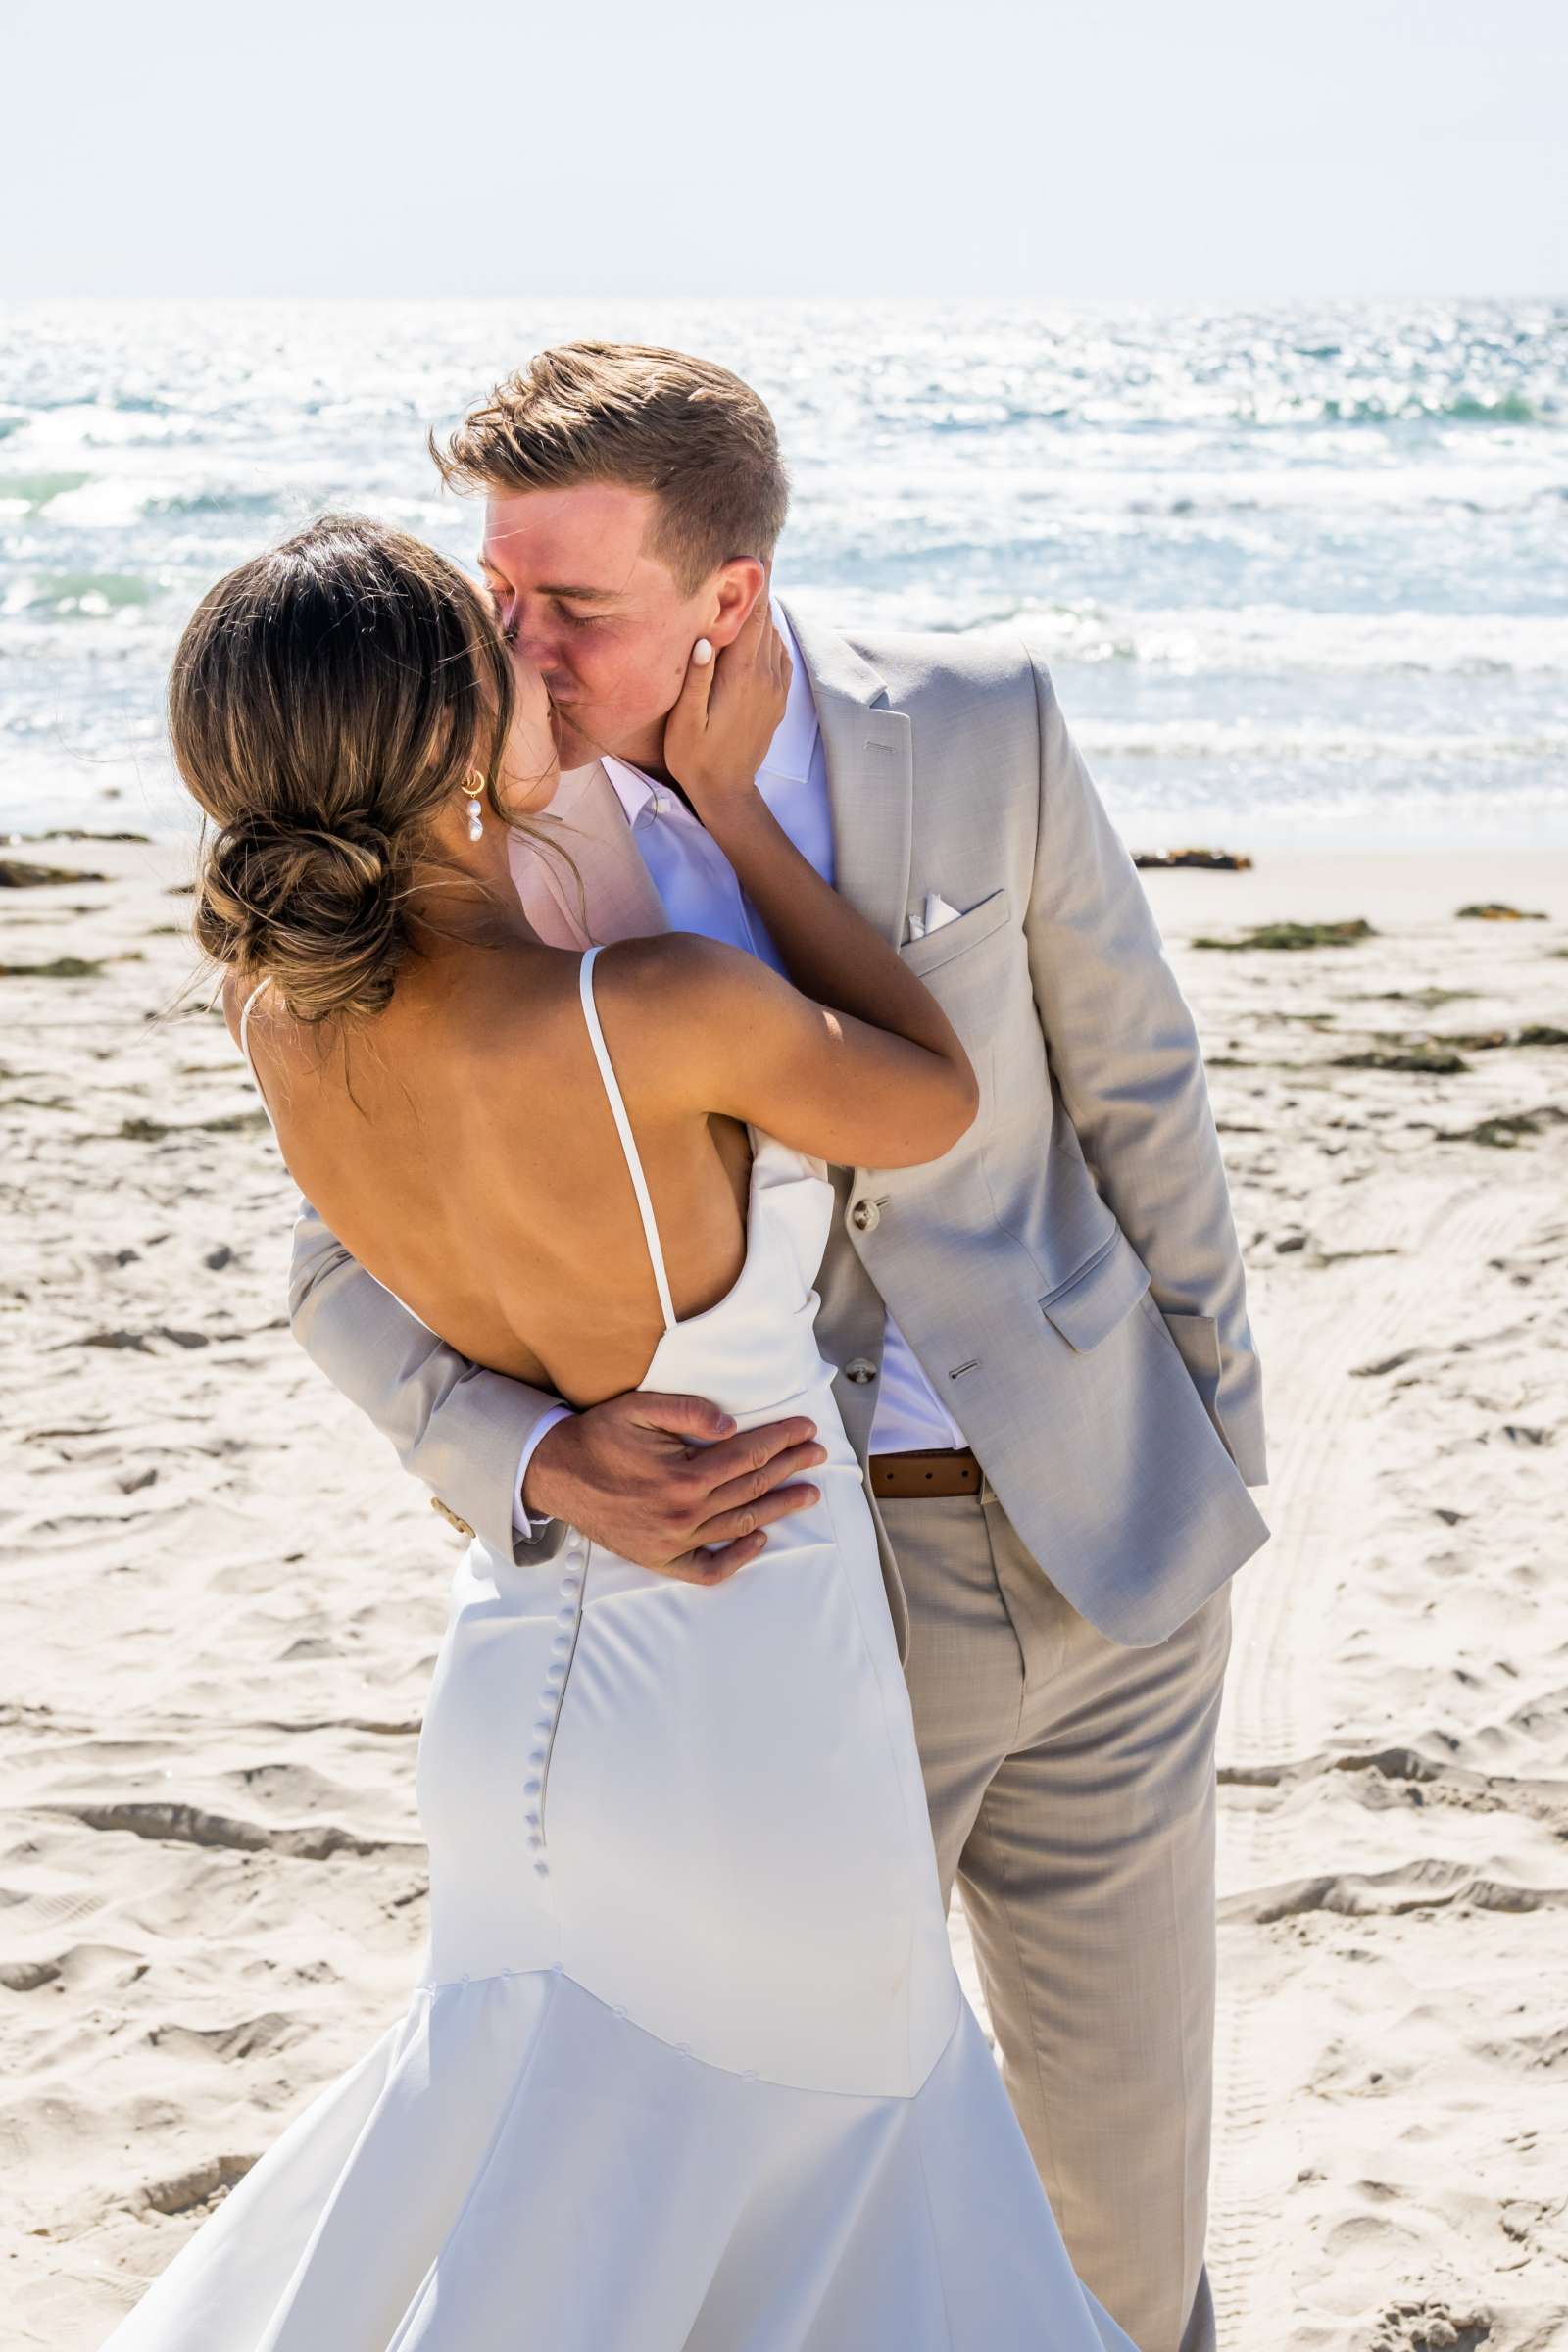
top-left (850, 1200), bottom-right (881, 1233)
top-left (845, 1357), bottom-right (877, 1385)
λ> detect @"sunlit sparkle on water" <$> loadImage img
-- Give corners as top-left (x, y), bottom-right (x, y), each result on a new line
top-left (2, 297), bottom-right (1564, 845)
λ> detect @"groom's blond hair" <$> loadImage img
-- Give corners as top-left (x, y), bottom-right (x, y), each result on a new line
top-left (433, 342), bottom-right (789, 593)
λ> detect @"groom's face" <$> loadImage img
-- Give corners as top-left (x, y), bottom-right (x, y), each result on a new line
top-left (480, 483), bottom-right (734, 775)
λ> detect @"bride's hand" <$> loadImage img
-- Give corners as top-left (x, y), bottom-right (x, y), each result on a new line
top-left (663, 591), bottom-right (791, 821)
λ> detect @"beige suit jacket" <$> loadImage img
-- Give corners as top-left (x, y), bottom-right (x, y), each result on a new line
top-left (289, 612), bottom-right (1269, 1656)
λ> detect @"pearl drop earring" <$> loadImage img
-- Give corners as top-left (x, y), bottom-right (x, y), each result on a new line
top-left (463, 773), bottom-right (484, 843)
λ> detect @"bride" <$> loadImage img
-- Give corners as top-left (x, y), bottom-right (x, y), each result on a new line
top-left (107, 512), bottom-right (1137, 2350)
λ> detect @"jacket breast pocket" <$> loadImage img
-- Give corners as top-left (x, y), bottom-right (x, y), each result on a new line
top-left (899, 889), bottom-right (1011, 978)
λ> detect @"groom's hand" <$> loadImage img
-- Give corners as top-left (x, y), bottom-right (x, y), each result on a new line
top-left (522, 1394), bottom-right (827, 1585)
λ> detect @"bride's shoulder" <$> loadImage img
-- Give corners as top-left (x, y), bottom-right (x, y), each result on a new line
top-left (218, 968), bottom-right (244, 1042)
top-left (594, 932), bottom-right (775, 1025)
top-left (218, 967), bottom-right (271, 1052)
top-left (588, 935), bottom-right (787, 1101)
top-left (473, 936), bottom-right (787, 1107)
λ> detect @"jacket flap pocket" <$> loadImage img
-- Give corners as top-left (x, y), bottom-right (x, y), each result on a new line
top-left (1040, 1230), bottom-right (1152, 1352)
top-left (900, 889), bottom-right (1010, 977)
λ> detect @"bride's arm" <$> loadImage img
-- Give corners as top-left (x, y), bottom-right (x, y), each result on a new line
top-left (654, 600), bottom-right (977, 1166)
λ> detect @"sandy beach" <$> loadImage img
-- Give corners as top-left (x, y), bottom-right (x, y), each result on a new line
top-left (2, 835), bottom-right (1565, 2350)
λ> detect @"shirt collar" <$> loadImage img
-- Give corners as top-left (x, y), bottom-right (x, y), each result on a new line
top-left (602, 599), bottom-right (818, 828)
top-left (601, 754), bottom-right (661, 829)
top-left (763, 606), bottom-right (820, 784)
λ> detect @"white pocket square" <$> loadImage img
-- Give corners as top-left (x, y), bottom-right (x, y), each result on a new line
top-left (906, 891), bottom-right (963, 943)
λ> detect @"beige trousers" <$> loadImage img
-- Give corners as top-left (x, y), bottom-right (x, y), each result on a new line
top-left (880, 1485), bottom-right (1233, 2352)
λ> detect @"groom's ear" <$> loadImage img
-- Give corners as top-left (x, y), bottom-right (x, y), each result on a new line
top-left (703, 559), bottom-right (767, 651)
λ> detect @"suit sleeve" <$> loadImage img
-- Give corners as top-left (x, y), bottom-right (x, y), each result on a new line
top-left (288, 1197), bottom-right (572, 1564)
top-left (1020, 652), bottom-right (1267, 1485)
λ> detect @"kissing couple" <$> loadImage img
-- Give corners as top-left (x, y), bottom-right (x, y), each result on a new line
top-left (108, 342), bottom-right (1268, 2351)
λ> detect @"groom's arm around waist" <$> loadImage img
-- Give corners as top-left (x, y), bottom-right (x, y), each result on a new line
top-left (1020, 647), bottom-right (1267, 1485)
top-left (288, 1197), bottom-right (571, 1564)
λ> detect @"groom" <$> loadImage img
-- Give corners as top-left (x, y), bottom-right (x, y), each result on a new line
top-left (292, 343), bottom-right (1268, 2352)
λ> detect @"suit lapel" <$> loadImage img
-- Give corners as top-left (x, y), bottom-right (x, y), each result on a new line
top-left (783, 603), bottom-right (912, 949)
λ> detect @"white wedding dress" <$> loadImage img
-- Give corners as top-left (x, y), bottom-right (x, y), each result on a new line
top-left (104, 948), bottom-right (1137, 2351)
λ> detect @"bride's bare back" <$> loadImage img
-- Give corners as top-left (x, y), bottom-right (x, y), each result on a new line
top-left (233, 934), bottom-right (759, 1408)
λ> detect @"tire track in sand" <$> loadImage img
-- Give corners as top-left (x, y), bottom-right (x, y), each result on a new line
top-left (1205, 1178), bottom-right (1519, 2347)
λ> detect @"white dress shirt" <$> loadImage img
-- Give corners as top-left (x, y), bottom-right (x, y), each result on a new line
top-left (514, 609), bottom-right (962, 1534)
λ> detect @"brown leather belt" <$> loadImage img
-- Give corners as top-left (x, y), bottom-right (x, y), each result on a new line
top-left (868, 1447), bottom-right (982, 1499)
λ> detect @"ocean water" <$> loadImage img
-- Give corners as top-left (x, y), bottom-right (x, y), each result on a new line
top-left (1, 297), bottom-right (1564, 847)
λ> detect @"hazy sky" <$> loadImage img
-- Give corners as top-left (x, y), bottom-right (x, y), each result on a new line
top-left (6, 0), bottom-right (1563, 300)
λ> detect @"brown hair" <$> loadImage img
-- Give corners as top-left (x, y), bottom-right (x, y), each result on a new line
top-left (169, 514), bottom-right (516, 1025)
top-left (434, 342), bottom-right (789, 591)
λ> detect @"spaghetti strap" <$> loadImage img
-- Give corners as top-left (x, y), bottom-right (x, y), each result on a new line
top-left (579, 947), bottom-right (677, 1334)
top-left (237, 978), bottom-right (270, 1076)
top-left (237, 978), bottom-right (275, 1122)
